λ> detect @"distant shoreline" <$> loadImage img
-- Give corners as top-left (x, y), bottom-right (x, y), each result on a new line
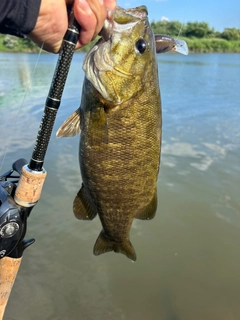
top-left (0, 34), bottom-right (240, 54)
top-left (182, 37), bottom-right (240, 53)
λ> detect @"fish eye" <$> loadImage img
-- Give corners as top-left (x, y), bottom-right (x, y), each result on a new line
top-left (136, 39), bottom-right (147, 54)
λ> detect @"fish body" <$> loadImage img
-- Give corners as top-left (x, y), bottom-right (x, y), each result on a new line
top-left (57, 6), bottom-right (188, 261)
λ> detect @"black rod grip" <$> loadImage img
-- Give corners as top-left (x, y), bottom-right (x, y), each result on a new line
top-left (29, 13), bottom-right (80, 171)
top-left (29, 106), bottom-right (57, 170)
top-left (48, 40), bottom-right (78, 101)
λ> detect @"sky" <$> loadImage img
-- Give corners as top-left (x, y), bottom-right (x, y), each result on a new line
top-left (117, 0), bottom-right (240, 32)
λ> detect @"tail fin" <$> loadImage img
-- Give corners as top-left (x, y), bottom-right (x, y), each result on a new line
top-left (93, 231), bottom-right (137, 261)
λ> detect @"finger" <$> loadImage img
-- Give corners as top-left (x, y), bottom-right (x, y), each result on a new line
top-left (74, 0), bottom-right (106, 47)
top-left (103, 0), bottom-right (116, 10)
top-left (86, 0), bottom-right (107, 38)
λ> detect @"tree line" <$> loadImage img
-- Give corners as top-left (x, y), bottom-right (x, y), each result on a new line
top-left (151, 20), bottom-right (240, 41)
top-left (151, 20), bottom-right (240, 52)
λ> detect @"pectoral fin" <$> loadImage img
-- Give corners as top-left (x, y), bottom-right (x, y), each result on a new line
top-left (93, 231), bottom-right (137, 261)
top-left (56, 108), bottom-right (81, 137)
top-left (135, 190), bottom-right (157, 220)
top-left (73, 184), bottom-right (97, 220)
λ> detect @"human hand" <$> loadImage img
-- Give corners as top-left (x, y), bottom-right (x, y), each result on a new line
top-left (28, 0), bottom-right (116, 53)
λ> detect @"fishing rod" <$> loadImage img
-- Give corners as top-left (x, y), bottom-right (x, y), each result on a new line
top-left (0, 8), bottom-right (80, 319)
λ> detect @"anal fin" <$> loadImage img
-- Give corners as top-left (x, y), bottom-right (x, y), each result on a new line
top-left (135, 189), bottom-right (158, 220)
top-left (93, 231), bottom-right (137, 261)
top-left (73, 184), bottom-right (97, 220)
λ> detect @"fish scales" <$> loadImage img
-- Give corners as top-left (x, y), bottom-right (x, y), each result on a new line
top-left (80, 77), bottom-right (161, 218)
top-left (57, 5), bottom-right (188, 260)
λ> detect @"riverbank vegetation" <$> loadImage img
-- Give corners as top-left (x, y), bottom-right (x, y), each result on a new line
top-left (0, 20), bottom-right (240, 53)
top-left (0, 34), bottom-right (95, 53)
top-left (151, 20), bottom-right (240, 53)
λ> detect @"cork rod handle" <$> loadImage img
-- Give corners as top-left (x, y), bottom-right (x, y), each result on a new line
top-left (14, 165), bottom-right (47, 207)
top-left (0, 257), bottom-right (22, 320)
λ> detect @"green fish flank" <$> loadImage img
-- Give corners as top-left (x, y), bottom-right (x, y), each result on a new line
top-left (57, 6), bottom-right (164, 261)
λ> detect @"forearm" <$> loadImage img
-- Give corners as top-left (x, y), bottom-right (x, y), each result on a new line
top-left (0, 0), bottom-right (41, 37)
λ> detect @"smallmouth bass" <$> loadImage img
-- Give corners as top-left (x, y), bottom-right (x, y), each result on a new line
top-left (57, 6), bottom-right (188, 261)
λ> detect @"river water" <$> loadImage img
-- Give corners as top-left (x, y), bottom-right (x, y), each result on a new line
top-left (0, 52), bottom-right (240, 320)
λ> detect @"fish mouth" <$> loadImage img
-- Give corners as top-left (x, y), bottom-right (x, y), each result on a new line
top-left (99, 6), bottom-right (148, 41)
top-left (99, 15), bottom-right (113, 41)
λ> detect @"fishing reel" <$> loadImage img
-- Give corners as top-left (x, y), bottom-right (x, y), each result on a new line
top-left (0, 159), bottom-right (35, 259)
